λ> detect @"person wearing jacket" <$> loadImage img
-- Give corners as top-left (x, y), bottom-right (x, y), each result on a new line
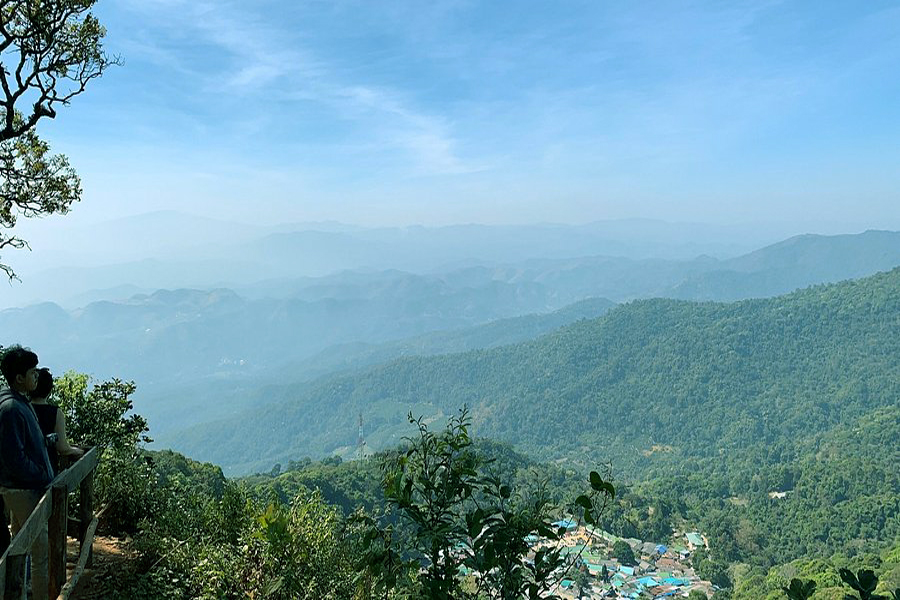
top-left (0, 345), bottom-right (54, 600)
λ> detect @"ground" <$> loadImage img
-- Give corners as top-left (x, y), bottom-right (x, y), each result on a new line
top-left (68, 535), bottom-right (138, 599)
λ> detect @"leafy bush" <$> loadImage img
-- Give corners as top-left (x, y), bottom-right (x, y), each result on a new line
top-left (54, 372), bottom-right (157, 533)
top-left (356, 408), bottom-right (616, 600)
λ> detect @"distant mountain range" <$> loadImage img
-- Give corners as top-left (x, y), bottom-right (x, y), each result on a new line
top-left (2, 214), bottom-right (818, 308)
top-left (668, 230), bottom-right (900, 300)
top-left (2, 228), bottom-right (899, 440)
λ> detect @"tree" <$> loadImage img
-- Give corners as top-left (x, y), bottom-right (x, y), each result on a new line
top-left (0, 0), bottom-right (117, 278)
top-left (693, 548), bottom-right (732, 590)
top-left (573, 564), bottom-right (591, 600)
top-left (688, 591), bottom-right (708, 600)
top-left (612, 540), bottom-right (636, 567)
top-left (55, 371), bottom-right (149, 450)
top-left (54, 371), bottom-right (152, 532)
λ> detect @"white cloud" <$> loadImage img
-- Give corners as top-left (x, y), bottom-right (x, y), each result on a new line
top-left (112, 0), bottom-right (479, 175)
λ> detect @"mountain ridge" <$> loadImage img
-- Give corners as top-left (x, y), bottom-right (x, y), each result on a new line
top-left (167, 267), bottom-right (900, 478)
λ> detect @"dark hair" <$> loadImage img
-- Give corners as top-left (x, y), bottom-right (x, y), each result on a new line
top-left (0, 345), bottom-right (39, 387)
top-left (32, 368), bottom-right (53, 399)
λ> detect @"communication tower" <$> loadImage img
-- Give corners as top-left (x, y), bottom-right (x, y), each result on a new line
top-left (357, 412), bottom-right (366, 460)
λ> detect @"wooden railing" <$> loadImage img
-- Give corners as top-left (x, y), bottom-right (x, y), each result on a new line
top-left (0, 447), bottom-right (100, 600)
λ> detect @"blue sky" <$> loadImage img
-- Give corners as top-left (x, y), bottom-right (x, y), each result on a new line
top-left (27, 0), bottom-right (900, 229)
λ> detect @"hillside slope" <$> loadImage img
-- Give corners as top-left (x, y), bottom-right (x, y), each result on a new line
top-left (174, 268), bottom-right (899, 480)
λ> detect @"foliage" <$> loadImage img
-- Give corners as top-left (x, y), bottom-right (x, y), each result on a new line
top-left (572, 564), bottom-right (591, 599)
top-left (693, 547), bottom-right (733, 589)
top-left (47, 369), bottom-right (898, 600)
top-left (55, 371), bottom-right (150, 450)
top-left (245, 455), bottom-right (384, 516)
top-left (783, 578), bottom-right (817, 600)
top-left (242, 491), bottom-right (360, 599)
top-left (356, 409), bottom-right (615, 600)
top-left (611, 540), bottom-right (636, 566)
top-left (728, 540), bottom-right (900, 600)
top-left (53, 371), bottom-right (155, 532)
top-left (0, 0), bottom-right (117, 278)
top-left (839, 568), bottom-right (888, 600)
top-left (181, 269), bottom-right (900, 572)
top-left (87, 457), bottom-right (362, 599)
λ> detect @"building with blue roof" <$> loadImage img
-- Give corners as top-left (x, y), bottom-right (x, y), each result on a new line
top-left (552, 518), bottom-right (578, 530)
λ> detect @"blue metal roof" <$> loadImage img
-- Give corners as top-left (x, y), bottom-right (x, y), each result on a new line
top-left (552, 518), bottom-right (578, 529)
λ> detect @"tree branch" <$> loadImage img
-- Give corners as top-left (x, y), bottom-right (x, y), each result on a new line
top-left (0, 0), bottom-right (113, 141)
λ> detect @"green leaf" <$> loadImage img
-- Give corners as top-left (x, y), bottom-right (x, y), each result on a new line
top-left (264, 576), bottom-right (284, 595)
top-left (783, 578), bottom-right (816, 600)
top-left (858, 570), bottom-right (879, 593)
top-left (575, 495), bottom-right (593, 511)
top-left (602, 481), bottom-right (616, 498)
top-left (840, 568), bottom-right (861, 592)
top-left (467, 508), bottom-right (484, 538)
top-left (589, 471), bottom-right (616, 498)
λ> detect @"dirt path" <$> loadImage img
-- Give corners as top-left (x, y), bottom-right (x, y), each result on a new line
top-left (68, 535), bottom-right (139, 599)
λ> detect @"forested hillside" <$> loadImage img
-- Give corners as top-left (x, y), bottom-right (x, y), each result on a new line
top-left (170, 268), bottom-right (900, 578)
top-left (179, 267), bottom-right (900, 476)
top-left (274, 297), bottom-right (617, 383)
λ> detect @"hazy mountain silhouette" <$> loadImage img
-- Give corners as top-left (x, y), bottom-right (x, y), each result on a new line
top-left (3, 216), bottom-right (797, 308)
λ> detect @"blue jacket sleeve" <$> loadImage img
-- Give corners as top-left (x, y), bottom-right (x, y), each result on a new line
top-left (0, 409), bottom-right (51, 488)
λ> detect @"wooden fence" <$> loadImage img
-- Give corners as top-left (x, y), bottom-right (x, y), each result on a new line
top-left (0, 447), bottom-right (100, 600)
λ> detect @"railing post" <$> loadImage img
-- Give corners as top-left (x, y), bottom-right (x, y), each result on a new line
top-left (1, 449), bottom-right (100, 600)
top-left (48, 484), bottom-right (68, 598)
top-left (4, 553), bottom-right (26, 599)
top-left (79, 470), bottom-right (94, 568)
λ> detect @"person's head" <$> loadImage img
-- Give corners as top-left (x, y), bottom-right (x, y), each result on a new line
top-left (31, 368), bottom-right (53, 400)
top-left (0, 345), bottom-right (40, 393)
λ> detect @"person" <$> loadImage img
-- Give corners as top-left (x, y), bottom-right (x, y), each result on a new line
top-left (0, 346), bottom-right (54, 600)
top-left (30, 368), bottom-right (84, 475)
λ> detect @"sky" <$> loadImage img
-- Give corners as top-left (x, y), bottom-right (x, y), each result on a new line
top-left (18, 0), bottom-right (900, 231)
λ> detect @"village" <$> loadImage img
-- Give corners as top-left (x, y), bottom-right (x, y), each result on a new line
top-left (536, 520), bottom-right (716, 599)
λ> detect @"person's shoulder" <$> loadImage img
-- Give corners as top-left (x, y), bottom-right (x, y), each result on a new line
top-left (0, 389), bottom-right (26, 414)
top-left (0, 388), bottom-right (17, 408)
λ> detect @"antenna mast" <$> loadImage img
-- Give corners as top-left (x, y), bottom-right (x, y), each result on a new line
top-left (357, 412), bottom-right (365, 460)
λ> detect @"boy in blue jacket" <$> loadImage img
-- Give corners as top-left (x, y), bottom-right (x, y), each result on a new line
top-left (0, 345), bottom-right (54, 600)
